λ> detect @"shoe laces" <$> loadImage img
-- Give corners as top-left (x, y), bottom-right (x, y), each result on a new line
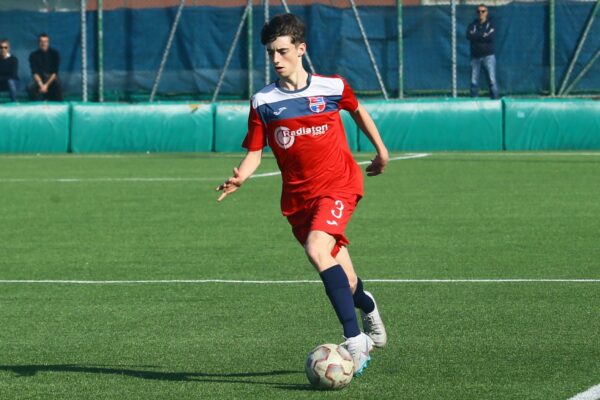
top-left (342, 336), bottom-right (361, 352)
top-left (364, 313), bottom-right (382, 335)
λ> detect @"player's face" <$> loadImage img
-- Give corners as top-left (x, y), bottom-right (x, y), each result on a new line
top-left (266, 36), bottom-right (306, 79)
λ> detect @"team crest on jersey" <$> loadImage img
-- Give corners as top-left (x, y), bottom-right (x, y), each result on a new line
top-left (308, 96), bottom-right (326, 113)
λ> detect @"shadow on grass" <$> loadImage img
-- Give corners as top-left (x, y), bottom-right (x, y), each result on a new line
top-left (0, 364), bottom-right (314, 390)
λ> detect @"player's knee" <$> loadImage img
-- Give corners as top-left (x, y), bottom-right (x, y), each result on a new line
top-left (304, 241), bottom-right (326, 266)
top-left (305, 231), bottom-right (337, 270)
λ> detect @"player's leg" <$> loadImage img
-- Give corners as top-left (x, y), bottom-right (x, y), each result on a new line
top-left (304, 230), bottom-right (373, 375)
top-left (304, 230), bottom-right (337, 271)
top-left (305, 230), bottom-right (361, 340)
top-left (333, 246), bottom-right (357, 291)
top-left (335, 246), bottom-right (387, 348)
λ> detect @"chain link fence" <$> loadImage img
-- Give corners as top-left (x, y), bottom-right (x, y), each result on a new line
top-left (0, 0), bottom-right (598, 101)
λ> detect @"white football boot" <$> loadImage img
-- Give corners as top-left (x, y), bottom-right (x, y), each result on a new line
top-left (342, 332), bottom-right (374, 376)
top-left (360, 291), bottom-right (388, 348)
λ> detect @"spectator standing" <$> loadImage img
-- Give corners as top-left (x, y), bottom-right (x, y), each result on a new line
top-left (27, 33), bottom-right (63, 101)
top-left (0, 39), bottom-right (19, 102)
top-left (466, 4), bottom-right (499, 99)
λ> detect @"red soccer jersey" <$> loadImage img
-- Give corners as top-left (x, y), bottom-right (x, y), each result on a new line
top-left (243, 74), bottom-right (363, 216)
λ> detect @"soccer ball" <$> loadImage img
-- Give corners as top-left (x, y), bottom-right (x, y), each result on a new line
top-left (305, 343), bottom-right (353, 390)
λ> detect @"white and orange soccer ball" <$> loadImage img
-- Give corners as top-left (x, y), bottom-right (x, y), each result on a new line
top-left (305, 343), bottom-right (354, 390)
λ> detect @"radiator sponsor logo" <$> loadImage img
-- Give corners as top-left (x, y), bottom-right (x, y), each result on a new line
top-left (274, 124), bottom-right (329, 149)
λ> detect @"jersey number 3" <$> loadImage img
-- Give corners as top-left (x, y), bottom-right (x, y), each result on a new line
top-left (326, 200), bottom-right (344, 226)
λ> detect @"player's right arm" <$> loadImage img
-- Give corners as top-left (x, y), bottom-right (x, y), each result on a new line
top-left (216, 150), bottom-right (262, 202)
top-left (216, 96), bottom-right (266, 202)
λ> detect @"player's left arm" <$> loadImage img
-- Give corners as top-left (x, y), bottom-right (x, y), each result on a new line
top-left (351, 103), bottom-right (390, 176)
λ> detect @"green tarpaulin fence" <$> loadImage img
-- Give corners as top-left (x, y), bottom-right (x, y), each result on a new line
top-left (1, 99), bottom-right (599, 153)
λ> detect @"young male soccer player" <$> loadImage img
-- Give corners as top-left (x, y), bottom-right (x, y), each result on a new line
top-left (216, 13), bottom-right (389, 376)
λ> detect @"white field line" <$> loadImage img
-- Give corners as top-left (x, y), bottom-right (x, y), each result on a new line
top-left (0, 177), bottom-right (222, 183)
top-left (568, 384), bottom-right (600, 400)
top-left (251, 153), bottom-right (431, 178)
top-left (0, 153), bottom-right (431, 183)
top-left (0, 278), bottom-right (599, 285)
top-left (454, 152), bottom-right (600, 157)
top-left (0, 153), bottom-right (251, 159)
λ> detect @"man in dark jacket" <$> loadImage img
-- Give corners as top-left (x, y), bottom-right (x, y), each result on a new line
top-left (466, 4), bottom-right (499, 99)
top-left (27, 33), bottom-right (63, 101)
top-left (0, 39), bottom-right (19, 102)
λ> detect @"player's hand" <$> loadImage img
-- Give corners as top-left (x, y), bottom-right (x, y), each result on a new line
top-left (366, 153), bottom-right (389, 176)
top-left (216, 167), bottom-right (243, 202)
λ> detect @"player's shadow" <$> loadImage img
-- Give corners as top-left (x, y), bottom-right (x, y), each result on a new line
top-left (0, 364), bottom-right (311, 389)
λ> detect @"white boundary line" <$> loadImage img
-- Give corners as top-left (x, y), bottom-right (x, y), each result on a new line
top-left (0, 278), bottom-right (599, 285)
top-left (0, 153), bottom-right (431, 183)
top-left (250, 153), bottom-right (431, 179)
top-left (0, 177), bottom-right (222, 183)
top-left (568, 384), bottom-right (600, 400)
top-left (452, 152), bottom-right (600, 157)
top-left (0, 153), bottom-right (252, 159)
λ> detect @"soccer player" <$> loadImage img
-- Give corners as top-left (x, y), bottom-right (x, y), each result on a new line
top-left (216, 13), bottom-right (388, 376)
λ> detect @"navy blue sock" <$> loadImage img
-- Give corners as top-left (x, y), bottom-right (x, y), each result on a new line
top-left (320, 265), bottom-right (361, 338)
top-left (353, 278), bottom-right (375, 314)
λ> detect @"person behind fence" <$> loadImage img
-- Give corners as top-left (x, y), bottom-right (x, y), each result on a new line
top-left (27, 33), bottom-right (63, 101)
top-left (466, 4), bottom-right (499, 99)
top-left (0, 39), bottom-right (19, 102)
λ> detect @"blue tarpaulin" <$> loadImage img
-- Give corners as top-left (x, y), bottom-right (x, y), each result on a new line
top-left (0, 1), bottom-right (598, 99)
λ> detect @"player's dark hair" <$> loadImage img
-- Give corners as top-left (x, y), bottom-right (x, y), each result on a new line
top-left (38, 33), bottom-right (49, 39)
top-left (261, 14), bottom-right (306, 46)
top-left (0, 38), bottom-right (9, 45)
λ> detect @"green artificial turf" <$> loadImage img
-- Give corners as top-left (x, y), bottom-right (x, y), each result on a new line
top-left (0, 152), bottom-right (599, 399)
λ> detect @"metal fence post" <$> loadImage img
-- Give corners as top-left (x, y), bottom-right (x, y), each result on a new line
top-left (549, 0), bottom-right (556, 96)
top-left (349, 0), bottom-right (389, 100)
top-left (558, 0), bottom-right (600, 95)
top-left (264, 0), bottom-right (270, 85)
top-left (451, 0), bottom-right (457, 98)
top-left (212, 2), bottom-right (252, 102)
top-left (98, 0), bottom-right (104, 102)
top-left (397, 0), bottom-right (403, 99)
top-left (563, 48), bottom-right (600, 95)
top-left (81, 0), bottom-right (88, 102)
top-left (248, 0), bottom-right (254, 98)
top-left (149, 0), bottom-right (186, 102)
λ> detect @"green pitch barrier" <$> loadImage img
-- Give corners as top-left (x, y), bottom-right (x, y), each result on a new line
top-left (2, 99), bottom-right (600, 153)
top-left (214, 102), bottom-right (249, 152)
top-left (0, 103), bottom-right (70, 153)
top-left (358, 99), bottom-right (503, 151)
top-left (70, 103), bottom-right (213, 153)
top-left (504, 98), bottom-right (600, 150)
